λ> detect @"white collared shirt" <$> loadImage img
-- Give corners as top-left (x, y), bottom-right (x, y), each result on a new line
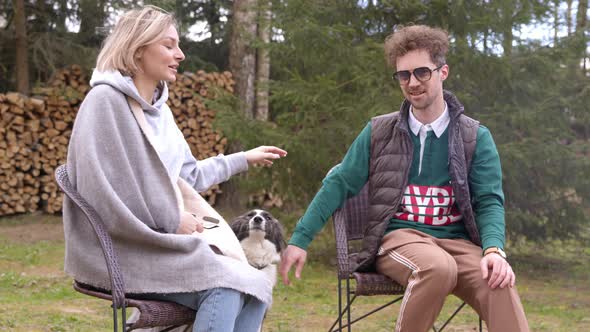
top-left (408, 102), bottom-right (450, 175)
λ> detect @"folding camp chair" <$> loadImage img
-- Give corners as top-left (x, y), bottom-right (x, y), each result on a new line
top-left (55, 164), bottom-right (196, 332)
top-left (328, 166), bottom-right (482, 332)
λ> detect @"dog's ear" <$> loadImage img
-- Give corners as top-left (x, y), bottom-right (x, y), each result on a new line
top-left (230, 213), bottom-right (250, 242)
top-left (266, 215), bottom-right (287, 253)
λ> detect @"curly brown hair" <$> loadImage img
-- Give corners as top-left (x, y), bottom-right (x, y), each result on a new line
top-left (384, 25), bottom-right (449, 68)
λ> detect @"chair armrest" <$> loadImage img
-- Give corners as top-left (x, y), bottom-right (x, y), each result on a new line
top-left (332, 208), bottom-right (352, 279)
top-left (327, 163), bottom-right (352, 279)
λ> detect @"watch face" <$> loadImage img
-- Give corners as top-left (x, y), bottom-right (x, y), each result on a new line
top-left (497, 248), bottom-right (507, 258)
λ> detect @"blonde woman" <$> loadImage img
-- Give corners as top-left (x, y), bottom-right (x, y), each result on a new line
top-left (63, 6), bottom-right (286, 332)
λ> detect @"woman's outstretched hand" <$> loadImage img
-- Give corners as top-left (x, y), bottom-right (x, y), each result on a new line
top-left (245, 146), bottom-right (287, 166)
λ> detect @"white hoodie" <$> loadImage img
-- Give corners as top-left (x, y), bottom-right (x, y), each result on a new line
top-left (89, 70), bottom-right (248, 192)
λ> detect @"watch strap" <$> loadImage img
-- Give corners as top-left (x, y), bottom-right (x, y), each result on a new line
top-left (483, 247), bottom-right (506, 259)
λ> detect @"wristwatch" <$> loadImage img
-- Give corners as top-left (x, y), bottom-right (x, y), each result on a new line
top-left (483, 247), bottom-right (507, 259)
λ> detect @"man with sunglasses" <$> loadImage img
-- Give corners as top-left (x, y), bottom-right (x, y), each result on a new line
top-left (280, 25), bottom-right (529, 331)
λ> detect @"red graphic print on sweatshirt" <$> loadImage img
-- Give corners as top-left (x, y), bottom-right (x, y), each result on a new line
top-left (394, 184), bottom-right (462, 225)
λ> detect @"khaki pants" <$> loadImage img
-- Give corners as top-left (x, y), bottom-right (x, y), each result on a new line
top-left (375, 229), bottom-right (529, 332)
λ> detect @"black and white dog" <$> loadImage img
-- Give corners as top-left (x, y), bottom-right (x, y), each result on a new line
top-left (231, 209), bottom-right (286, 286)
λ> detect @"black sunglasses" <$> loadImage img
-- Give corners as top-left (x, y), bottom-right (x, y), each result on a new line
top-left (392, 64), bottom-right (445, 84)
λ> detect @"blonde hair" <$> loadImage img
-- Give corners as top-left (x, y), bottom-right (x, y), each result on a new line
top-left (96, 5), bottom-right (177, 75)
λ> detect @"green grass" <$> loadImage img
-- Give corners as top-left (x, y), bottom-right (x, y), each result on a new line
top-left (1, 214), bottom-right (589, 331)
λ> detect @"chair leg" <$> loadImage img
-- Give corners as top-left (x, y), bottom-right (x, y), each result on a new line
top-left (122, 306), bottom-right (127, 332)
top-left (328, 295), bottom-right (356, 332)
top-left (329, 277), bottom-right (346, 332)
top-left (434, 301), bottom-right (467, 332)
top-left (346, 277), bottom-right (351, 332)
top-left (348, 296), bottom-right (402, 328)
top-left (338, 277), bottom-right (343, 332)
top-left (330, 295), bottom-right (402, 331)
top-left (113, 306), bottom-right (118, 332)
top-left (329, 276), bottom-right (405, 332)
top-left (330, 294), bottom-right (481, 332)
top-left (329, 277), bottom-right (352, 332)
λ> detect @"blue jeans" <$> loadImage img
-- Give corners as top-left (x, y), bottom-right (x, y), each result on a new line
top-left (192, 287), bottom-right (267, 332)
top-left (131, 287), bottom-right (267, 332)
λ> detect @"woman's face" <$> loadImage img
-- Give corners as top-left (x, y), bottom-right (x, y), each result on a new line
top-left (137, 25), bottom-right (185, 83)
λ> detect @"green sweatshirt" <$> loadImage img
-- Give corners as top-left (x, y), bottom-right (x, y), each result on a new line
top-left (289, 121), bottom-right (505, 252)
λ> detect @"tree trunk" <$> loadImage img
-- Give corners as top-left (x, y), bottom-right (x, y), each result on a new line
top-left (576, 0), bottom-right (588, 33)
top-left (553, 0), bottom-right (560, 44)
top-left (55, 0), bottom-right (69, 33)
top-left (483, 29), bottom-right (489, 54)
top-left (576, 0), bottom-right (588, 73)
top-left (255, 0), bottom-right (271, 121)
top-left (500, 1), bottom-right (513, 58)
top-left (219, 0), bottom-right (259, 210)
top-left (13, 0), bottom-right (29, 95)
top-left (455, 34), bottom-right (469, 54)
top-left (566, 0), bottom-right (573, 35)
top-left (229, 0), bottom-right (258, 119)
top-left (77, 0), bottom-right (107, 47)
top-left (502, 27), bottom-right (513, 58)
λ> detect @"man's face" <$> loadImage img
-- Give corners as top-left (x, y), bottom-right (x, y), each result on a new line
top-left (395, 49), bottom-right (448, 113)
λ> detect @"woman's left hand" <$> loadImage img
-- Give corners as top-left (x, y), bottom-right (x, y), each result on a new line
top-left (245, 146), bottom-right (287, 166)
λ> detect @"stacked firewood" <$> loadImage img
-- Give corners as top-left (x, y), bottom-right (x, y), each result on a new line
top-left (0, 92), bottom-right (45, 215)
top-left (248, 189), bottom-right (284, 209)
top-left (36, 65), bottom-right (90, 213)
top-left (0, 66), bottom-right (233, 216)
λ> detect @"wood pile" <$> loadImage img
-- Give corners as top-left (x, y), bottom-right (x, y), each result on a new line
top-left (0, 92), bottom-right (45, 215)
top-left (0, 66), bottom-right (233, 216)
top-left (248, 188), bottom-right (284, 209)
top-left (38, 65), bottom-right (90, 213)
top-left (247, 168), bottom-right (284, 209)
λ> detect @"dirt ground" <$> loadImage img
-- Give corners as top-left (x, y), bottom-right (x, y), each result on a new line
top-left (1, 219), bottom-right (64, 243)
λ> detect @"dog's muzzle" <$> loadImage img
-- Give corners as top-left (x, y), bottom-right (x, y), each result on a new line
top-left (250, 216), bottom-right (265, 231)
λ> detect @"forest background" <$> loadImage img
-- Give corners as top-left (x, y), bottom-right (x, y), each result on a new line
top-left (1, 0), bottom-right (589, 256)
top-left (1, 0), bottom-right (590, 331)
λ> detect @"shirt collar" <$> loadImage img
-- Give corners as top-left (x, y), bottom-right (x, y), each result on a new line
top-left (408, 102), bottom-right (449, 137)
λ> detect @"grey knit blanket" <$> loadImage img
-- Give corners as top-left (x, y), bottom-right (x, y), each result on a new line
top-left (63, 84), bottom-right (272, 304)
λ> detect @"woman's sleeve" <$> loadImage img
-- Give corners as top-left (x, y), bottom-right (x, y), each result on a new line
top-left (179, 142), bottom-right (249, 193)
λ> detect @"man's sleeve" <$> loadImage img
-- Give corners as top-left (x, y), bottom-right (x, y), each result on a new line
top-left (469, 126), bottom-right (505, 250)
top-left (289, 123), bottom-right (372, 250)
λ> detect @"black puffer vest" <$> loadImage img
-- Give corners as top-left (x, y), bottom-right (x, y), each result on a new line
top-left (355, 90), bottom-right (481, 272)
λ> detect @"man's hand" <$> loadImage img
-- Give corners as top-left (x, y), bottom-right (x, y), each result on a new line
top-left (279, 245), bottom-right (307, 285)
top-left (245, 146), bottom-right (287, 166)
top-left (480, 253), bottom-right (515, 289)
top-left (177, 212), bottom-right (204, 234)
